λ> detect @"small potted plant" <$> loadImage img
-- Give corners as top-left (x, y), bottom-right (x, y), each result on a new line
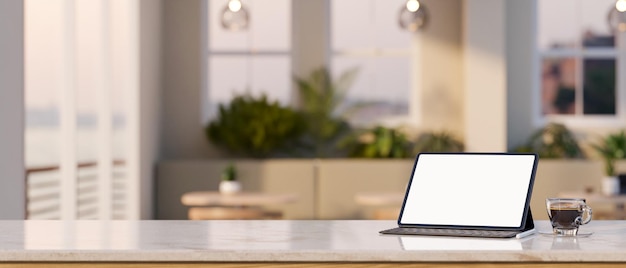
top-left (219, 163), bottom-right (241, 195)
top-left (591, 130), bottom-right (626, 196)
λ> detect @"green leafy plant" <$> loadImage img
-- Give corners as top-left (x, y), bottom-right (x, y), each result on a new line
top-left (206, 94), bottom-right (306, 158)
top-left (513, 122), bottom-right (584, 159)
top-left (339, 126), bottom-right (413, 158)
top-left (413, 131), bottom-right (464, 154)
top-left (221, 163), bottom-right (237, 181)
top-left (294, 66), bottom-right (358, 157)
top-left (591, 130), bottom-right (626, 176)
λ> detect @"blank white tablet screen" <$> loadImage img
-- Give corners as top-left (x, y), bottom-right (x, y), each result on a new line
top-left (399, 154), bottom-right (536, 227)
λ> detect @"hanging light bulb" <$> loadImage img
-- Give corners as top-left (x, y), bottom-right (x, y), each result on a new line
top-left (406, 0), bottom-right (420, 12)
top-left (228, 0), bottom-right (242, 12)
top-left (221, 0), bottom-right (249, 31)
top-left (617, 0), bottom-right (626, 12)
top-left (398, 0), bottom-right (428, 32)
top-left (609, 1), bottom-right (626, 32)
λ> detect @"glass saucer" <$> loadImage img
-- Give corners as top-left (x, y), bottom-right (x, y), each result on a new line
top-left (538, 231), bottom-right (593, 237)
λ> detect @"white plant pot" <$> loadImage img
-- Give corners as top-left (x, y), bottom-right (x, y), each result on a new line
top-left (219, 180), bottom-right (242, 195)
top-left (602, 176), bottom-right (620, 196)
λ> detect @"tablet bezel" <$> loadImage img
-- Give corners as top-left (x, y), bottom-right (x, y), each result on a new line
top-left (397, 152), bottom-right (539, 231)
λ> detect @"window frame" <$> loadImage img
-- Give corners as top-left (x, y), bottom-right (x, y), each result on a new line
top-left (328, 0), bottom-right (422, 128)
top-left (200, 0), bottom-right (422, 127)
top-left (200, 0), bottom-right (293, 124)
top-left (533, 0), bottom-right (626, 128)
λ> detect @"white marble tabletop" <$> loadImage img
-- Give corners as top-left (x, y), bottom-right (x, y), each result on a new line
top-left (1, 220), bottom-right (626, 262)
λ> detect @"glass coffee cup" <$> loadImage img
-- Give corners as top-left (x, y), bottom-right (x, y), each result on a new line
top-left (546, 198), bottom-right (592, 236)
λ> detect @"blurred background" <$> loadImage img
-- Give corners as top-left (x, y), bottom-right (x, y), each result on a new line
top-left (2, 0), bottom-right (626, 221)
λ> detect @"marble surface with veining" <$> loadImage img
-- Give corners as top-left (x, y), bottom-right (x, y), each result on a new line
top-left (1, 220), bottom-right (626, 262)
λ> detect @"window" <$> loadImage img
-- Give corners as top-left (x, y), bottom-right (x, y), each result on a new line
top-left (202, 0), bottom-right (292, 123)
top-left (24, 0), bottom-right (137, 219)
top-left (201, 0), bottom-right (418, 127)
top-left (537, 0), bottom-right (625, 125)
top-left (330, 0), bottom-right (417, 127)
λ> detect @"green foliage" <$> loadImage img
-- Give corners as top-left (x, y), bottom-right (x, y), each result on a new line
top-left (221, 163), bottom-right (237, 181)
top-left (513, 123), bottom-right (584, 159)
top-left (294, 67), bottom-right (358, 157)
top-left (591, 130), bottom-right (626, 176)
top-left (339, 126), bottom-right (413, 158)
top-left (413, 131), bottom-right (464, 154)
top-left (206, 94), bottom-right (306, 158)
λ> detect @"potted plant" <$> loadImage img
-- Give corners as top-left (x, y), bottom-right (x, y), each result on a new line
top-left (591, 130), bottom-right (626, 196)
top-left (219, 163), bottom-right (241, 194)
top-left (205, 94), bottom-right (306, 158)
top-left (294, 66), bottom-right (358, 157)
top-left (512, 123), bottom-right (585, 159)
top-left (339, 126), bottom-right (413, 158)
top-left (413, 131), bottom-right (464, 154)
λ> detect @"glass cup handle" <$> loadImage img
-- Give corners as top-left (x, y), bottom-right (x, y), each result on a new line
top-left (580, 205), bottom-right (592, 225)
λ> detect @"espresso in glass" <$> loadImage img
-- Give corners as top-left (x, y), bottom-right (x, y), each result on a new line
top-left (549, 207), bottom-right (582, 229)
top-left (546, 198), bottom-right (592, 236)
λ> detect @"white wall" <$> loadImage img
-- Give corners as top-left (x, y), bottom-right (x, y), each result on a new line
top-left (0, 0), bottom-right (25, 219)
top-left (421, 0), bottom-right (464, 135)
top-left (463, 0), bottom-right (507, 151)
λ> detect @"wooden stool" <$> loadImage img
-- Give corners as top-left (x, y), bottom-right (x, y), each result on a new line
top-left (188, 207), bottom-right (283, 220)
